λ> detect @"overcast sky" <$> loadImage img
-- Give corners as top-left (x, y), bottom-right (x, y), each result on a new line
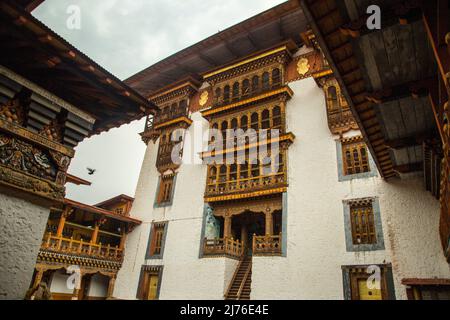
top-left (33, 0), bottom-right (285, 205)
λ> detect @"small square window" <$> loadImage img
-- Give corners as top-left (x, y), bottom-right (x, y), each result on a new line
top-left (343, 198), bottom-right (385, 252)
top-left (350, 203), bottom-right (376, 245)
top-left (342, 137), bottom-right (370, 175)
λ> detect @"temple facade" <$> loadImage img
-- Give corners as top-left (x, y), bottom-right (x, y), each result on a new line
top-left (112, 3), bottom-right (450, 299)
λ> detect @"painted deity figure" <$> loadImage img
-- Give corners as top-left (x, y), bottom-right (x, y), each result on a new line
top-left (204, 206), bottom-right (220, 239)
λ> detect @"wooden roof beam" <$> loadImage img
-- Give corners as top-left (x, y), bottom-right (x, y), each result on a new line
top-left (393, 162), bottom-right (423, 174)
top-left (384, 131), bottom-right (435, 149)
top-left (340, 1), bottom-right (423, 39)
top-left (366, 77), bottom-right (438, 104)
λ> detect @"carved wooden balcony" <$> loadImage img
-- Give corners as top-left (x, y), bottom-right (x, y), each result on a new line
top-left (144, 106), bottom-right (189, 131)
top-left (205, 173), bottom-right (287, 200)
top-left (203, 237), bottom-right (244, 258)
top-left (252, 234), bottom-right (282, 256)
top-left (41, 232), bottom-right (123, 262)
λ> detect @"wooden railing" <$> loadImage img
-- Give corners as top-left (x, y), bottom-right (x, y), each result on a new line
top-left (203, 237), bottom-right (243, 258)
top-left (41, 233), bottom-right (123, 262)
top-left (205, 172), bottom-right (286, 196)
top-left (145, 106), bottom-right (188, 131)
top-left (252, 234), bottom-right (282, 255)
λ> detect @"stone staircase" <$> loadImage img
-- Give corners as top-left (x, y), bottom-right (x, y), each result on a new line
top-left (225, 255), bottom-right (252, 300)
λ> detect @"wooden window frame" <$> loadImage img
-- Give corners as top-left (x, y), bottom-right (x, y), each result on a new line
top-left (146, 221), bottom-right (168, 259)
top-left (136, 265), bottom-right (164, 300)
top-left (350, 203), bottom-right (376, 245)
top-left (336, 137), bottom-right (377, 181)
top-left (342, 264), bottom-right (396, 300)
top-left (343, 198), bottom-right (385, 252)
top-left (342, 138), bottom-right (370, 175)
top-left (154, 174), bottom-right (176, 208)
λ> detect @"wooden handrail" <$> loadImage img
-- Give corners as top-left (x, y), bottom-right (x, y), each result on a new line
top-left (42, 233), bottom-right (123, 261)
top-left (203, 237), bottom-right (243, 258)
top-left (236, 261), bottom-right (252, 299)
top-left (224, 255), bottom-right (245, 298)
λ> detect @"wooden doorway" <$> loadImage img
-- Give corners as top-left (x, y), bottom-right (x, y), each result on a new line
top-left (136, 265), bottom-right (163, 300)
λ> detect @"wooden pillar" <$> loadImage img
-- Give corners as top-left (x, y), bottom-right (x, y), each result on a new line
top-left (265, 211), bottom-right (273, 236)
top-left (107, 275), bottom-right (116, 299)
top-left (91, 222), bottom-right (100, 244)
top-left (224, 215), bottom-right (232, 238)
top-left (119, 230), bottom-right (127, 250)
top-left (32, 268), bottom-right (44, 289)
top-left (57, 207), bottom-right (73, 237)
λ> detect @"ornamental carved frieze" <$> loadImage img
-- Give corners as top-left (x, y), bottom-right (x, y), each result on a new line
top-left (0, 99), bottom-right (24, 125)
top-left (212, 195), bottom-right (282, 217)
top-left (0, 134), bottom-right (57, 182)
top-left (0, 132), bottom-right (69, 201)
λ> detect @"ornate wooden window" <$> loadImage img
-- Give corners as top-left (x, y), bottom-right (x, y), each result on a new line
top-left (147, 222), bottom-right (167, 257)
top-left (242, 79), bottom-right (250, 97)
top-left (156, 175), bottom-right (175, 206)
top-left (342, 137), bottom-right (370, 175)
top-left (232, 82), bottom-right (240, 101)
top-left (223, 85), bottom-right (230, 104)
top-left (252, 75), bottom-right (259, 94)
top-left (262, 72), bottom-right (270, 90)
top-left (350, 202), bottom-right (376, 245)
top-left (327, 86), bottom-right (338, 110)
top-left (272, 68), bottom-right (281, 87)
top-left (273, 106), bottom-right (282, 129)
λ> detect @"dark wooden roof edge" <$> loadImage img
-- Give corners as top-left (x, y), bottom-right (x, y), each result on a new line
top-left (64, 198), bottom-right (140, 225)
top-left (125, 0), bottom-right (302, 86)
top-left (300, 1), bottom-right (387, 179)
top-left (18, 0), bottom-right (44, 12)
top-left (2, 1), bottom-right (157, 113)
top-left (65, 174), bottom-right (92, 186)
top-left (94, 194), bottom-right (134, 208)
top-left (201, 39), bottom-right (298, 78)
top-left (149, 75), bottom-right (202, 100)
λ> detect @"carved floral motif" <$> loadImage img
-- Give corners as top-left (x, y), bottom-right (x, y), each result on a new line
top-left (0, 133), bottom-right (57, 182)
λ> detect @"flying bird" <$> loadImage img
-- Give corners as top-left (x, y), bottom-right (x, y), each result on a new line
top-left (87, 167), bottom-right (96, 175)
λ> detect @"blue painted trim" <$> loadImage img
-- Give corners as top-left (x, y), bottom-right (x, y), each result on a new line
top-left (343, 197), bottom-right (385, 252)
top-left (198, 203), bottom-right (210, 259)
top-left (336, 140), bottom-right (378, 182)
top-left (281, 192), bottom-right (288, 257)
top-left (153, 174), bottom-right (177, 208)
top-left (341, 267), bottom-right (351, 300)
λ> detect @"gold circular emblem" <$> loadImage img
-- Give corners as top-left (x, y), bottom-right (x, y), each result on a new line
top-left (297, 57), bottom-right (310, 76)
top-left (199, 91), bottom-right (209, 107)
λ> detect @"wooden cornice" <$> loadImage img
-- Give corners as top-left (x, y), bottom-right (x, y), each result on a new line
top-left (153, 116), bottom-right (193, 130)
top-left (201, 86), bottom-right (293, 118)
top-left (200, 132), bottom-right (296, 159)
top-left (204, 186), bottom-right (287, 202)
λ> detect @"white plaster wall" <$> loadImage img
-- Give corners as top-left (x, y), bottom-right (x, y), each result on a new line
top-left (115, 112), bottom-right (238, 300)
top-left (88, 274), bottom-right (109, 297)
top-left (250, 77), bottom-right (450, 299)
top-left (0, 193), bottom-right (50, 300)
top-left (50, 271), bottom-right (72, 294)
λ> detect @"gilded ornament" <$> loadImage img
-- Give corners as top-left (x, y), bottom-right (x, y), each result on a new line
top-left (199, 91), bottom-right (209, 107)
top-left (297, 57), bottom-right (310, 76)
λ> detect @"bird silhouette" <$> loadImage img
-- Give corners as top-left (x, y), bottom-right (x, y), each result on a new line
top-left (87, 167), bottom-right (96, 175)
